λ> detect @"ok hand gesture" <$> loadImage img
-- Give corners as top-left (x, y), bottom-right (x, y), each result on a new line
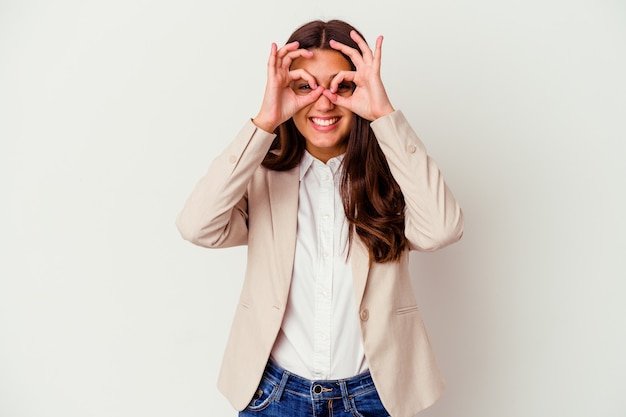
top-left (323, 31), bottom-right (395, 121)
top-left (253, 41), bottom-right (324, 133)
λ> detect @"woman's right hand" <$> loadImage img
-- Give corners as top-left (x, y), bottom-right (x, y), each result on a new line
top-left (252, 41), bottom-right (324, 133)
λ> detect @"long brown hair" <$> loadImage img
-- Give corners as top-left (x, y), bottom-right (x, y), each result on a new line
top-left (262, 20), bottom-right (407, 263)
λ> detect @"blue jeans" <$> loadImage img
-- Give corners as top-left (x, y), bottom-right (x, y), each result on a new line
top-left (239, 361), bottom-right (391, 417)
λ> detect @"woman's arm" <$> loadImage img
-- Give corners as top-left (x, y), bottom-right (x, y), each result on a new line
top-left (326, 32), bottom-right (463, 251)
top-left (372, 110), bottom-right (464, 251)
top-left (177, 40), bottom-right (324, 248)
top-left (175, 121), bottom-right (275, 248)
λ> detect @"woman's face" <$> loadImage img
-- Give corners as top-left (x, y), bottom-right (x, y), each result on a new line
top-left (290, 49), bottom-right (354, 163)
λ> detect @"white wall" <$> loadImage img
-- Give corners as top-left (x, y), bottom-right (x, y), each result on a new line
top-left (1, 1), bottom-right (624, 416)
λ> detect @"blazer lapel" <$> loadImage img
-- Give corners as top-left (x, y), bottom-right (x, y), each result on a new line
top-left (267, 165), bottom-right (372, 308)
top-left (267, 167), bottom-right (299, 299)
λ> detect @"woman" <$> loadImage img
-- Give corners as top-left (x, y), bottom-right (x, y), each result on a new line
top-left (177, 19), bottom-right (463, 417)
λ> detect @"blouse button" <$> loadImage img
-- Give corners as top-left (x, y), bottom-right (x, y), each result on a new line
top-left (407, 144), bottom-right (417, 154)
top-left (360, 309), bottom-right (369, 321)
top-left (228, 155), bottom-right (237, 164)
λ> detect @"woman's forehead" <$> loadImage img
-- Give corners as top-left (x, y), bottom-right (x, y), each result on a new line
top-left (290, 49), bottom-right (352, 78)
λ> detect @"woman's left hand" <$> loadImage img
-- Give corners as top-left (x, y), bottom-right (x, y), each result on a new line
top-left (324, 30), bottom-right (395, 121)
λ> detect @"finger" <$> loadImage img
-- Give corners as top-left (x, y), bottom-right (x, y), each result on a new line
top-left (322, 89), bottom-right (351, 110)
top-left (328, 39), bottom-right (364, 68)
top-left (276, 41), bottom-right (299, 58)
top-left (288, 68), bottom-right (319, 92)
top-left (281, 48), bottom-right (314, 70)
top-left (328, 70), bottom-right (355, 94)
top-left (266, 42), bottom-right (277, 69)
top-left (349, 30), bottom-right (373, 60)
top-left (288, 68), bottom-right (316, 83)
top-left (297, 85), bottom-right (325, 107)
top-left (275, 41), bottom-right (300, 68)
top-left (373, 35), bottom-right (383, 66)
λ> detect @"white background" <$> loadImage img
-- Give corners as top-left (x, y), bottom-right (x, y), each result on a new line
top-left (1, 1), bottom-right (625, 416)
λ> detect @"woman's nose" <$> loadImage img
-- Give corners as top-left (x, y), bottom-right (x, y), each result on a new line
top-left (313, 92), bottom-right (334, 111)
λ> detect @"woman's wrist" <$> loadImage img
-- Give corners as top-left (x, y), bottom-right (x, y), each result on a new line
top-left (371, 103), bottom-right (396, 121)
top-left (252, 115), bottom-right (277, 133)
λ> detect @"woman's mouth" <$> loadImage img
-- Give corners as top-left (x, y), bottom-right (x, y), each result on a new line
top-left (310, 117), bottom-right (339, 127)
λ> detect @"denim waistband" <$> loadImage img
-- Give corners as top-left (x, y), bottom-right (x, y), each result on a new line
top-left (262, 360), bottom-right (376, 401)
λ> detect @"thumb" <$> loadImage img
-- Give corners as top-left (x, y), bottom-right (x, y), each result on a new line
top-left (297, 86), bottom-right (325, 108)
top-left (322, 89), bottom-right (352, 112)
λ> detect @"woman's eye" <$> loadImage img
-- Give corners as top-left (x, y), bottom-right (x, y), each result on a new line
top-left (336, 82), bottom-right (355, 95)
top-left (293, 84), bottom-right (312, 95)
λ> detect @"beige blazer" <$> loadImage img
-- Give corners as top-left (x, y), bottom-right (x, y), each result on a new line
top-left (176, 110), bottom-right (463, 417)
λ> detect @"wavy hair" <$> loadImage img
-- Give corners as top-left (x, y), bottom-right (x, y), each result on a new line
top-left (261, 20), bottom-right (407, 263)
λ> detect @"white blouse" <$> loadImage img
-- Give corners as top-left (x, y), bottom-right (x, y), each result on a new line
top-left (269, 151), bottom-right (368, 380)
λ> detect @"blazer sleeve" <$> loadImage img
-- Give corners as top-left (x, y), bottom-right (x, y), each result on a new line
top-left (175, 120), bottom-right (276, 248)
top-left (370, 110), bottom-right (464, 252)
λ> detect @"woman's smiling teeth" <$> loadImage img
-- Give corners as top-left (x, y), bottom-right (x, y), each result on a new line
top-left (311, 117), bottom-right (339, 127)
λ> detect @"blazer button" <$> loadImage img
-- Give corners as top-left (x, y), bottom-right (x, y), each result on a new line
top-left (360, 309), bottom-right (369, 321)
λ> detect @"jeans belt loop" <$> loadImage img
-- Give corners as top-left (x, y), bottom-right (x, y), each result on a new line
top-left (274, 370), bottom-right (290, 402)
top-left (339, 380), bottom-right (351, 411)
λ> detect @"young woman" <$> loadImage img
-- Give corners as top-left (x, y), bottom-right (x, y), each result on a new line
top-left (177, 19), bottom-right (463, 417)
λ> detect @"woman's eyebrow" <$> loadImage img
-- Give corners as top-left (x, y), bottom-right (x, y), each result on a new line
top-left (313, 73), bottom-right (339, 82)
